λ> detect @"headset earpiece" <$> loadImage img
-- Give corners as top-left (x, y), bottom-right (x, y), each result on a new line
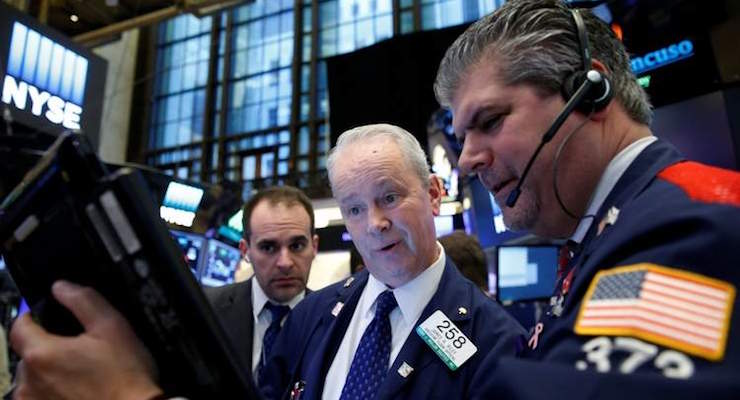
top-left (561, 9), bottom-right (614, 115)
top-left (561, 69), bottom-right (613, 114)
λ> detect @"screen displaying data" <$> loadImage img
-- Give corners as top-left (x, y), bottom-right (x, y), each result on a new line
top-left (170, 230), bottom-right (205, 278)
top-left (497, 245), bottom-right (559, 302)
top-left (200, 239), bottom-right (241, 287)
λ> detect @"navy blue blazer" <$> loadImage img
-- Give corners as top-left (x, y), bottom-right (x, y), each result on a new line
top-left (260, 257), bottom-right (525, 400)
top-left (476, 139), bottom-right (740, 399)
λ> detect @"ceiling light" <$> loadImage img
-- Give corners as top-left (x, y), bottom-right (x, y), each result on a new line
top-left (70, 14), bottom-right (79, 22)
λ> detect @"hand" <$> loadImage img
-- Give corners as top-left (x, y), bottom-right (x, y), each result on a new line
top-left (10, 281), bottom-right (164, 400)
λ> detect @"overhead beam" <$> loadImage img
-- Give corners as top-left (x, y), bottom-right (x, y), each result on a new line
top-left (73, 5), bottom-right (181, 46)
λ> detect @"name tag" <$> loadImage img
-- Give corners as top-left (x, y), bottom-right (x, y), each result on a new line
top-left (416, 310), bottom-right (477, 371)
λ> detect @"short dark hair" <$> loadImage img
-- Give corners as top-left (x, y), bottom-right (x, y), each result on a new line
top-left (439, 230), bottom-right (488, 291)
top-left (242, 186), bottom-right (315, 242)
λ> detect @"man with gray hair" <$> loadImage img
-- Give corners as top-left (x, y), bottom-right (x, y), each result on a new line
top-left (260, 123), bottom-right (525, 399)
top-left (436, 0), bottom-right (740, 398)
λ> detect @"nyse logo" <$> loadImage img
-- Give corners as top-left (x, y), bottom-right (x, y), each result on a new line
top-left (2, 22), bottom-right (88, 130)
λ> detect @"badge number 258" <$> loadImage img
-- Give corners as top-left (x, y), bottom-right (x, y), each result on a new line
top-left (417, 310), bottom-right (477, 371)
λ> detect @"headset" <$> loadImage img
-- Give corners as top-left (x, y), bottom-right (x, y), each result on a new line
top-left (505, 8), bottom-right (614, 209)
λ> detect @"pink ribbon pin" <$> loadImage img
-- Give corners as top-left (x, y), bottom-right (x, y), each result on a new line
top-left (527, 322), bottom-right (544, 350)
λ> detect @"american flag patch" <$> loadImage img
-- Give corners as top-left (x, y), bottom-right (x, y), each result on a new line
top-left (574, 263), bottom-right (735, 361)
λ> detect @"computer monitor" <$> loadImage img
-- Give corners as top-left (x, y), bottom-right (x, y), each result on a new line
top-left (169, 230), bottom-right (205, 278)
top-left (200, 239), bottom-right (241, 287)
top-left (496, 245), bottom-right (559, 303)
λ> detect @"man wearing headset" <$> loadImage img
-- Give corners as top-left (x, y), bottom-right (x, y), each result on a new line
top-left (435, 0), bottom-right (740, 397)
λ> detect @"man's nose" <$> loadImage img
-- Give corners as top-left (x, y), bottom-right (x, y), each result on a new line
top-left (276, 248), bottom-right (294, 270)
top-left (367, 206), bottom-right (390, 235)
top-left (458, 134), bottom-right (493, 176)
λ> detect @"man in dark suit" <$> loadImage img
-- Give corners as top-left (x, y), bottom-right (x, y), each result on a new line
top-left (206, 186), bottom-right (318, 381)
top-left (260, 124), bottom-right (525, 400)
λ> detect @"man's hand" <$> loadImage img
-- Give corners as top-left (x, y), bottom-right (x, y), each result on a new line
top-left (10, 281), bottom-right (164, 400)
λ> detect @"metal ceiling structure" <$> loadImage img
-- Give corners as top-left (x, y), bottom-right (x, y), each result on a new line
top-left (4, 0), bottom-right (248, 46)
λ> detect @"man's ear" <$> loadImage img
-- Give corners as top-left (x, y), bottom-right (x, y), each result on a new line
top-left (428, 175), bottom-right (443, 216)
top-left (589, 59), bottom-right (612, 121)
top-left (311, 234), bottom-right (319, 255)
top-left (239, 238), bottom-right (250, 262)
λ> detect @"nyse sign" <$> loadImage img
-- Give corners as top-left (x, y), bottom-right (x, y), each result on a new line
top-left (2, 22), bottom-right (87, 130)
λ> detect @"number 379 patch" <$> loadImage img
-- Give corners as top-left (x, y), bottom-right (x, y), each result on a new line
top-left (416, 310), bottom-right (477, 371)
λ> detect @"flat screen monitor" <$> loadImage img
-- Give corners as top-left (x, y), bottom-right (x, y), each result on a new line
top-left (496, 245), bottom-right (559, 303)
top-left (169, 230), bottom-right (205, 278)
top-left (200, 239), bottom-right (241, 287)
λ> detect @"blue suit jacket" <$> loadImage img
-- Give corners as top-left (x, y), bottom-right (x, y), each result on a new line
top-left (261, 257), bottom-right (525, 400)
top-left (476, 139), bottom-right (740, 399)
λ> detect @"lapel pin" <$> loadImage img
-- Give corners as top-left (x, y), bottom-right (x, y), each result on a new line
top-left (597, 206), bottom-right (620, 236)
top-left (343, 277), bottom-right (355, 288)
top-left (458, 307), bottom-right (467, 316)
top-left (331, 302), bottom-right (344, 317)
top-left (397, 362), bottom-right (414, 378)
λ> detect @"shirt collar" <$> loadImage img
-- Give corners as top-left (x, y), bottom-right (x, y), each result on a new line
top-left (364, 242), bottom-right (446, 324)
top-left (570, 136), bottom-right (657, 243)
top-left (252, 278), bottom-right (305, 320)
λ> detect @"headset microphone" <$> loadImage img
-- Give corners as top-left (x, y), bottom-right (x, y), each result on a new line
top-left (505, 70), bottom-right (606, 208)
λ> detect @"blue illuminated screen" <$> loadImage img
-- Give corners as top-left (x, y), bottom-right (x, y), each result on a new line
top-left (6, 22), bottom-right (88, 105)
top-left (169, 230), bottom-right (205, 278)
top-left (217, 209), bottom-right (243, 243)
top-left (200, 239), bottom-right (241, 287)
top-left (497, 245), bottom-right (559, 302)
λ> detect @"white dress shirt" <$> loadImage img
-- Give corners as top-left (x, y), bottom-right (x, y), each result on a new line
top-left (251, 280), bottom-right (305, 376)
top-left (571, 135), bottom-right (657, 243)
top-left (321, 243), bottom-right (447, 400)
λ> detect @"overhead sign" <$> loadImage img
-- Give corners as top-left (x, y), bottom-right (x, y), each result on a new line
top-left (0, 2), bottom-right (106, 146)
top-left (630, 39), bottom-right (694, 76)
top-left (3, 22), bottom-right (87, 130)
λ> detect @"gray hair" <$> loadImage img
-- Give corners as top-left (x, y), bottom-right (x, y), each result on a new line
top-left (434, 0), bottom-right (652, 125)
top-left (326, 123), bottom-right (431, 188)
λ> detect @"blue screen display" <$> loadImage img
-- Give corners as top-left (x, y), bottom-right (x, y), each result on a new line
top-left (497, 246), bottom-right (559, 302)
top-left (170, 230), bottom-right (205, 278)
top-left (200, 239), bottom-right (241, 287)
